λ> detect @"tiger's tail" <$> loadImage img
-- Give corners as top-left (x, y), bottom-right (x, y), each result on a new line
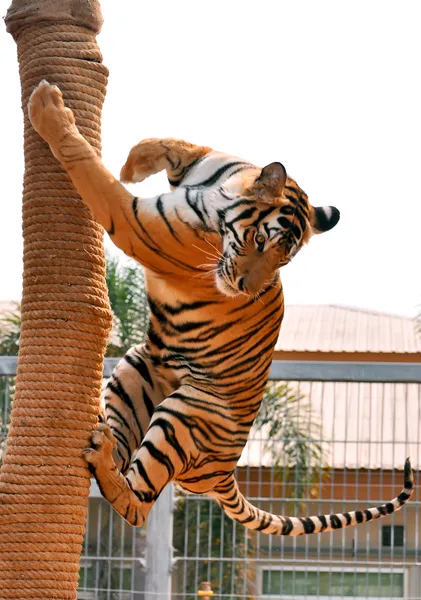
top-left (212, 458), bottom-right (414, 536)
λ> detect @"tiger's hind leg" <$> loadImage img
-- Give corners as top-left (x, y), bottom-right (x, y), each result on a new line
top-left (84, 423), bottom-right (158, 526)
top-left (120, 138), bottom-right (212, 188)
top-left (85, 393), bottom-right (192, 526)
top-left (103, 344), bottom-right (177, 474)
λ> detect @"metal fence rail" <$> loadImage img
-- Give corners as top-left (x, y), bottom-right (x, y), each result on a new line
top-left (1, 357), bottom-right (420, 599)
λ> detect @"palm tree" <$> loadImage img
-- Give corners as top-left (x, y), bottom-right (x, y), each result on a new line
top-left (0, 303), bottom-right (20, 464)
top-left (105, 253), bottom-right (149, 356)
top-left (173, 382), bottom-right (329, 599)
top-left (0, 302), bottom-right (21, 356)
top-left (0, 254), bottom-right (150, 467)
top-left (253, 381), bottom-right (329, 505)
top-left (0, 253), bottom-right (150, 359)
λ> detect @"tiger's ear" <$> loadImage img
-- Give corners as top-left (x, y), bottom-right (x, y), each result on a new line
top-left (256, 162), bottom-right (287, 194)
top-left (246, 162), bottom-right (287, 203)
top-left (311, 206), bottom-right (340, 233)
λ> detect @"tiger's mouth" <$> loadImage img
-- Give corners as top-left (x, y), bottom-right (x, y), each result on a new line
top-left (215, 273), bottom-right (241, 297)
top-left (216, 270), bottom-right (278, 298)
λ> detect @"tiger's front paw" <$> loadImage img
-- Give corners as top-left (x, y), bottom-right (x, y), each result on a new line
top-left (28, 80), bottom-right (78, 145)
top-left (84, 423), bottom-right (117, 472)
top-left (120, 138), bottom-right (167, 183)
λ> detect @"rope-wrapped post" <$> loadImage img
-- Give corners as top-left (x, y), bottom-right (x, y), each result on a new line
top-left (0, 1), bottom-right (112, 597)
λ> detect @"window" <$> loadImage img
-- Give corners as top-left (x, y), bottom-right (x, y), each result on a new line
top-left (382, 525), bottom-right (404, 547)
top-left (262, 569), bottom-right (404, 598)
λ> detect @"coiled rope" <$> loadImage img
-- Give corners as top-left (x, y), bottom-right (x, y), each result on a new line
top-left (1, 2), bottom-right (112, 597)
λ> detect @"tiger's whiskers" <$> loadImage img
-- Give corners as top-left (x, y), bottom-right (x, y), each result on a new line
top-left (192, 244), bottom-right (221, 263)
top-left (204, 238), bottom-right (224, 258)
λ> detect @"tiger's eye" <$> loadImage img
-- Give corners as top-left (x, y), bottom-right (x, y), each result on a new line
top-left (254, 233), bottom-right (266, 245)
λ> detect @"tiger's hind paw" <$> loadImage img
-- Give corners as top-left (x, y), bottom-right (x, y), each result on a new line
top-left (84, 423), bottom-right (117, 471)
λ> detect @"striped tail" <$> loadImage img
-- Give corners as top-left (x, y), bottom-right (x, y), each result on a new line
top-left (213, 458), bottom-right (414, 536)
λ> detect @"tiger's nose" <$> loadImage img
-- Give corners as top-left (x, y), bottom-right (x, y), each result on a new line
top-left (237, 277), bottom-right (247, 293)
top-left (238, 276), bottom-right (263, 295)
top-left (237, 274), bottom-right (265, 295)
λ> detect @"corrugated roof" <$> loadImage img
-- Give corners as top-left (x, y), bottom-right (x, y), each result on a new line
top-left (240, 381), bottom-right (421, 470)
top-left (276, 304), bottom-right (421, 353)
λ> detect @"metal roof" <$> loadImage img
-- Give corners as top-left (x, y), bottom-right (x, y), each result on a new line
top-left (240, 380), bottom-right (421, 471)
top-left (276, 304), bottom-right (421, 353)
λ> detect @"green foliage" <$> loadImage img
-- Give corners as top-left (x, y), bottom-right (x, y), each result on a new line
top-left (0, 255), bottom-right (149, 468)
top-left (0, 377), bottom-right (15, 466)
top-left (0, 255), bottom-right (150, 359)
top-left (173, 496), bottom-right (253, 599)
top-left (0, 302), bottom-right (21, 356)
top-left (254, 382), bottom-right (330, 504)
top-left (173, 383), bottom-right (329, 598)
top-left (0, 304), bottom-right (20, 465)
top-left (105, 253), bottom-right (149, 356)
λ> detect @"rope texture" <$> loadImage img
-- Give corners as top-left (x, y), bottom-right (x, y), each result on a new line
top-left (0, 22), bottom-right (112, 599)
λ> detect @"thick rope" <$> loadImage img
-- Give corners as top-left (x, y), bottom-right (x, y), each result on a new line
top-left (0, 19), bottom-right (112, 599)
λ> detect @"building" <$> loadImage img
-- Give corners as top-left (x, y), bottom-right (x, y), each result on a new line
top-left (231, 305), bottom-right (421, 599)
top-left (1, 303), bottom-right (420, 599)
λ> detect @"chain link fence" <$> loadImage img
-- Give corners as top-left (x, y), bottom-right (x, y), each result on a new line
top-left (1, 357), bottom-right (420, 599)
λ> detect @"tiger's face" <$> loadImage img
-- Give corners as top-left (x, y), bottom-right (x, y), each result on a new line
top-left (216, 162), bottom-right (340, 297)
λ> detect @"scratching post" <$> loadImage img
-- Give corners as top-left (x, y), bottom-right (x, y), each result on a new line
top-left (0, 1), bottom-right (112, 597)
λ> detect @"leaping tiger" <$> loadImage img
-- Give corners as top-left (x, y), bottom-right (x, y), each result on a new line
top-left (28, 80), bottom-right (414, 536)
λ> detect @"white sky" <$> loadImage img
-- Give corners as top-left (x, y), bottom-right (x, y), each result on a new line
top-left (0, 0), bottom-right (420, 317)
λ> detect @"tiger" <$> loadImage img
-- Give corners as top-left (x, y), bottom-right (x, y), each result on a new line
top-left (28, 80), bottom-right (413, 536)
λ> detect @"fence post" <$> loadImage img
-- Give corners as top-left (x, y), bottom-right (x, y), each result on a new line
top-left (145, 482), bottom-right (174, 599)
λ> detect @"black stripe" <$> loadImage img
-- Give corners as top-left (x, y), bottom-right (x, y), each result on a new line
top-left (156, 195), bottom-right (180, 241)
top-left (109, 426), bottom-right (131, 457)
top-left (169, 156), bottom-right (205, 185)
top-left (132, 458), bottom-right (156, 491)
top-left (107, 378), bottom-right (143, 444)
top-left (105, 400), bottom-right (133, 433)
top-left (180, 469), bottom-right (232, 484)
top-left (185, 161), bottom-right (252, 189)
top-left (155, 298), bottom-right (216, 315)
top-left (142, 440), bottom-right (175, 479)
top-left (124, 354), bottom-right (154, 388)
top-left (130, 198), bottom-right (196, 272)
top-left (147, 322), bottom-right (166, 350)
top-left (256, 513), bottom-right (273, 532)
top-left (185, 189), bottom-right (209, 228)
top-left (226, 207), bottom-right (257, 226)
top-left (149, 418), bottom-right (188, 466)
top-left (251, 206), bottom-right (277, 227)
top-left (126, 477), bottom-right (156, 504)
top-left (397, 491), bottom-right (411, 504)
top-left (106, 217), bottom-right (115, 236)
top-left (142, 389), bottom-right (156, 419)
top-left (300, 517), bottom-right (316, 534)
top-left (277, 215), bottom-right (301, 238)
top-left (281, 517), bottom-right (294, 535)
top-left (330, 514), bottom-right (343, 529)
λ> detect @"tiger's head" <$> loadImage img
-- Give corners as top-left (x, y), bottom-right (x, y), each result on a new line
top-left (216, 162), bottom-right (340, 297)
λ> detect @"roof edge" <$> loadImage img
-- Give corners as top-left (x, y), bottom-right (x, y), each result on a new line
top-left (273, 350), bottom-right (421, 363)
